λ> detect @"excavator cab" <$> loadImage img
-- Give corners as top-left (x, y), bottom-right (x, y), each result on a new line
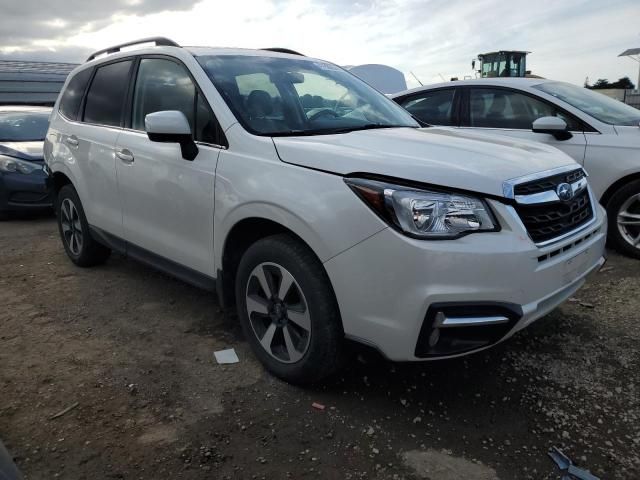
top-left (473, 51), bottom-right (530, 78)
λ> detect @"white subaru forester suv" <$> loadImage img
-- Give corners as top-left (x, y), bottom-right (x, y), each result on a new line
top-left (45, 38), bottom-right (606, 383)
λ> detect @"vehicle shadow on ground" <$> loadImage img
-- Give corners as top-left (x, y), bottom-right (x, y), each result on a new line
top-left (314, 310), bottom-right (572, 396)
top-left (0, 209), bottom-right (54, 221)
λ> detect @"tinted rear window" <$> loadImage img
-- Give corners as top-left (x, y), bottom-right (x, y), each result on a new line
top-left (83, 61), bottom-right (132, 127)
top-left (59, 68), bottom-right (93, 120)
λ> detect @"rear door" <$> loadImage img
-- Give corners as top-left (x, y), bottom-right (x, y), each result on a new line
top-left (460, 86), bottom-right (587, 164)
top-left (114, 56), bottom-right (226, 276)
top-left (67, 59), bottom-right (133, 237)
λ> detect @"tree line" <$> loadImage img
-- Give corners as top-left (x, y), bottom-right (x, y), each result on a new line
top-left (585, 77), bottom-right (636, 90)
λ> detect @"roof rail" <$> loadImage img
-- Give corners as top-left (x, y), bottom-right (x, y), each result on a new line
top-left (261, 48), bottom-right (305, 56)
top-left (86, 37), bottom-right (180, 62)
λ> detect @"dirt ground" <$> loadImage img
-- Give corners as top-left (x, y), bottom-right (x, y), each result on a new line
top-left (1, 216), bottom-right (639, 480)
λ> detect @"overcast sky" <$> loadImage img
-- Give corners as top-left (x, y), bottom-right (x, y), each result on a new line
top-left (1, 0), bottom-right (639, 88)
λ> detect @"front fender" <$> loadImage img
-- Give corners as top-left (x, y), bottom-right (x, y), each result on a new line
top-left (216, 202), bottom-right (335, 268)
top-left (213, 149), bottom-right (386, 272)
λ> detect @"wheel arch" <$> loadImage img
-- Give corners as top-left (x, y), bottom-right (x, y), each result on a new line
top-left (49, 161), bottom-right (82, 205)
top-left (218, 216), bottom-right (333, 310)
top-left (600, 172), bottom-right (640, 207)
top-left (52, 171), bottom-right (73, 194)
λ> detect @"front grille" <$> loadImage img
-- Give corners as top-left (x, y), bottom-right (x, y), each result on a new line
top-left (514, 168), bottom-right (585, 196)
top-left (514, 188), bottom-right (593, 243)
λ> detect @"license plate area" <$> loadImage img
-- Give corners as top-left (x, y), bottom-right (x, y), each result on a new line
top-left (562, 247), bottom-right (591, 284)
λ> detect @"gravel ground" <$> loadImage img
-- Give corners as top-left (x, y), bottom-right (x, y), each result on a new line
top-left (0, 216), bottom-right (638, 479)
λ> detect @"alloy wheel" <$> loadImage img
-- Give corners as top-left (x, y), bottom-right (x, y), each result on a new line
top-left (60, 198), bottom-right (83, 256)
top-left (617, 193), bottom-right (640, 252)
top-left (245, 262), bottom-right (311, 363)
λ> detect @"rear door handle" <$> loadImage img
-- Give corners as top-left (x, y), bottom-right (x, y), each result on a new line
top-left (65, 135), bottom-right (79, 147)
top-left (115, 149), bottom-right (134, 164)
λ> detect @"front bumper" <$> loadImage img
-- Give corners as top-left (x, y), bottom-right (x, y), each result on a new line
top-left (324, 199), bottom-right (607, 361)
top-left (0, 170), bottom-right (53, 214)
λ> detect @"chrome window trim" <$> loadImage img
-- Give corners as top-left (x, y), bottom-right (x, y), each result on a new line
top-left (119, 128), bottom-right (227, 150)
top-left (502, 164), bottom-right (586, 199)
top-left (457, 125), bottom-right (586, 134)
top-left (196, 141), bottom-right (227, 150)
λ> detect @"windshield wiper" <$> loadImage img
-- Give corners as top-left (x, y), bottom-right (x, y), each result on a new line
top-left (270, 124), bottom-right (413, 137)
top-left (410, 114), bottom-right (431, 127)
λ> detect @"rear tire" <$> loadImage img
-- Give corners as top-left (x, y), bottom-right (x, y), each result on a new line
top-left (235, 234), bottom-right (344, 384)
top-left (606, 180), bottom-right (640, 260)
top-left (56, 184), bottom-right (111, 267)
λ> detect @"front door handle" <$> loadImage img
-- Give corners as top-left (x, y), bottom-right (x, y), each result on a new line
top-left (116, 149), bottom-right (134, 164)
top-left (65, 135), bottom-right (79, 147)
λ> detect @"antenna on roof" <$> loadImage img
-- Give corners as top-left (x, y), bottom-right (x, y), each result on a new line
top-left (409, 71), bottom-right (423, 86)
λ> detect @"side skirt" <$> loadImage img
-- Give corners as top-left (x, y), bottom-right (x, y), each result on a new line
top-left (89, 225), bottom-right (217, 292)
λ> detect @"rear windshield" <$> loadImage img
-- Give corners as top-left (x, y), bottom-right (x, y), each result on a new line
top-left (196, 54), bottom-right (417, 136)
top-left (0, 111), bottom-right (50, 142)
top-left (533, 81), bottom-right (640, 126)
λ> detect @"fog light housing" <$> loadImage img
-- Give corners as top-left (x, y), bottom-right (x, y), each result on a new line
top-left (415, 303), bottom-right (522, 358)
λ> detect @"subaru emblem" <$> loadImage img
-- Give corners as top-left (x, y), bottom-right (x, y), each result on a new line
top-left (556, 182), bottom-right (574, 201)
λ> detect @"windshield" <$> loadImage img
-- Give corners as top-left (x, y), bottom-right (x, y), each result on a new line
top-left (533, 82), bottom-right (640, 126)
top-left (196, 54), bottom-right (418, 136)
top-left (0, 111), bottom-right (50, 142)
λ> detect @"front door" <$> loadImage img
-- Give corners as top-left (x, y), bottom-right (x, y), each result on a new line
top-left (461, 87), bottom-right (587, 164)
top-left (115, 57), bottom-right (224, 276)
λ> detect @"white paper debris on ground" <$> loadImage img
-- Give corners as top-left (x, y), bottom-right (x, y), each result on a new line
top-left (213, 348), bottom-right (239, 364)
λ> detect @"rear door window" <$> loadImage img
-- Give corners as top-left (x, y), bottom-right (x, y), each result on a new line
top-left (59, 68), bottom-right (93, 120)
top-left (397, 89), bottom-right (456, 126)
top-left (83, 60), bottom-right (133, 127)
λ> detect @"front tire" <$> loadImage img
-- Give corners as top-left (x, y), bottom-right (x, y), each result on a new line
top-left (607, 180), bottom-right (640, 259)
top-left (56, 184), bottom-right (111, 267)
top-left (235, 234), bottom-right (344, 384)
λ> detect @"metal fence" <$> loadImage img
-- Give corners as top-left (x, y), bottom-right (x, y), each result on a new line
top-left (623, 90), bottom-right (640, 110)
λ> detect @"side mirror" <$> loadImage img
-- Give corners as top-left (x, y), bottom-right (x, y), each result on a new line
top-left (145, 110), bottom-right (198, 160)
top-left (532, 116), bottom-right (573, 141)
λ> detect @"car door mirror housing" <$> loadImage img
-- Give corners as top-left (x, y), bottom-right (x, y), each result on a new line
top-left (532, 116), bottom-right (572, 141)
top-left (145, 110), bottom-right (199, 160)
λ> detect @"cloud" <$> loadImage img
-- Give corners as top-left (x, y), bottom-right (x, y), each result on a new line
top-left (0, 0), bottom-right (198, 48)
top-left (1, 0), bottom-right (638, 86)
top-left (0, 46), bottom-right (89, 64)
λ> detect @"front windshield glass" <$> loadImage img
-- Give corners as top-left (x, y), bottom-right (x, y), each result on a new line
top-left (0, 112), bottom-right (50, 142)
top-left (534, 81), bottom-right (640, 126)
top-left (196, 54), bottom-right (418, 136)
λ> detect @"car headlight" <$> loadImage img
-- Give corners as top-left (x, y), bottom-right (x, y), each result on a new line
top-left (344, 177), bottom-right (498, 239)
top-left (0, 155), bottom-right (43, 174)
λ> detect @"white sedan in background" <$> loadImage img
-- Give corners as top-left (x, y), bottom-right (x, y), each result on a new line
top-left (392, 79), bottom-right (640, 258)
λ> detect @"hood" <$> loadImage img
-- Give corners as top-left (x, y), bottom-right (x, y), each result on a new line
top-left (273, 127), bottom-right (577, 197)
top-left (0, 141), bottom-right (44, 162)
